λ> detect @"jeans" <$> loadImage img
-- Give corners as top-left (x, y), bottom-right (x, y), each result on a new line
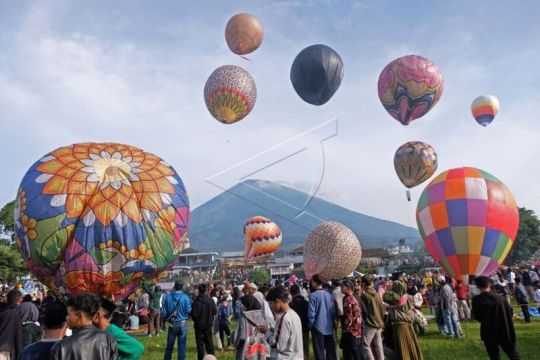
top-left (362, 325), bottom-right (384, 360)
top-left (341, 332), bottom-right (363, 360)
top-left (442, 309), bottom-right (460, 336)
top-left (312, 328), bottom-right (338, 360)
top-left (519, 304), bottom-right (531, 323)
top-left (164, 320), bottom-right (188, 360)
top-left (457, 300), bottom-right (471, 320)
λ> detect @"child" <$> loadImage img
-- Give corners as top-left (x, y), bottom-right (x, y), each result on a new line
top-left (218, 297), bottom-right (231, 349)
top-left (426, 284), bottom-right (437, 315)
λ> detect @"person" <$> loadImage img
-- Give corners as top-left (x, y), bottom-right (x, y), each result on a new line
top-left (128, 308), bottom-right (140, 330)
top-left (265, 286), bottom-right (303, 360)
top-left (472, 276), bottom-right (520, 360)
top-left (425, 284), bottom-right (436, 316)
top-left (514, 277), bottom-right (530, 323)
top-left (332, 280), bottom-right (344, 321)
top-left (218, 298), bottom-right (231, 350)
top-left (143, 283), bottom-right (163, 337)
top-left (507, 268), bottom-right (516, 294)
top-left (0, 290), bottom-right (23, 360)
top-left (93, 297), bottom-right (144, 360)
top-left (455, 280), bottom-right (471, 320)
top-left (439, 276), bottom-right (460, 338)
top-left (521, 268), bottom-right (534, 300)
top-left (383, 279), bottom-right (424, 360)
top-left (161, 281), bottom-right (192, 360)
top-left (360, 275), bottom-right (385, 360)
top-left (533, 280), bottom-right (540, 312)
top-left (49, 293), bottom-right (117, 360)
top-left (308, 274), bottom-right (337, 360)
top-left (20, 303), bottom-right (67, 360)
top-left (17, 295), bottom-right (43, 348)
top-left (340, 278), bottom-right (363, 360)
top-left (290, 284), bottom-right (309, 360)
top-left (191, 284), bottom-right (217, 360)
top-left (494, 274), bottom-right (510, 304)
top-left (232, 294), bottom-right (269, 360)
top-left (246, 283), bottom-right (275, 328)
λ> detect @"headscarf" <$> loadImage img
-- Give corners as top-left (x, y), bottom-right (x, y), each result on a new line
top-left (241, 294), bottom-right (261, 311)
top-left (17, 302), bottom-right (39, 322)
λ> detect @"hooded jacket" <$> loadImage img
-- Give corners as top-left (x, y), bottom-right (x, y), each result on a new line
top-left (360, 286), bottom-right (385, 329)
top-left (472, 291), bottom-right (516, 344)
top-left (162, 291), bottom-right (192, 323)
top-left (191, 294), bottom-right (217, 330)
top-left (0, 304), bottom-right (23, 360)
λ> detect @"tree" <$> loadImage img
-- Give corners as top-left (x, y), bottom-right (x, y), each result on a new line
top-left (250, 268), bottom-right (270, 285)
top-left (0, 244), bottom-right (27, 283)
top-left (505, 207), bottom-right (540, 265)
top-left (0, 200), bottom-right (15, 239)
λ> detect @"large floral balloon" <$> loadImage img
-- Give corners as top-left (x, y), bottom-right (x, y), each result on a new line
top-left (14, 143), bottom-right (189, 300)
top-left (204, 65), bottom-right (257, 124)
top-left (243, 216), bottom-right (282, 261)
top-left (378, 55), bottom-right (444, 125)
top-left (394, 141), bottom-right (438, 200)
top-left (416, 167), bottom-right (519, 284)
top-left (225, 13), bottom-right (264, 55)
top-left (303, 222), bottom-right (362, 280)
top-left (471, 95), bottom-right (499, 127)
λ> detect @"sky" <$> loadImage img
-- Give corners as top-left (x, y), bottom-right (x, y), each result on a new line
top-left (1, 0), bottom-right (540, 228)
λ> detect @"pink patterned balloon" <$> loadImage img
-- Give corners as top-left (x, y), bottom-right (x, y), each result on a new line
top-left (378, 55), bottom-right (444, 125)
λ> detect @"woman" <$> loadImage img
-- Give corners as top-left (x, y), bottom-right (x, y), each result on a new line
top-left (383, 280), bottom-right (424, 360)
top-left (232, 294), bottom-right (269, 360)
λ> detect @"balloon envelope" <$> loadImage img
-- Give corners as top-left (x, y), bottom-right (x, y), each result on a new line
top-left (290, 44), bottom-right (344, 105)
top-left (471, 95), bottom-right (499, 127)
top-left (394, 141), bottom-right (438, 188)
top-left (244, 216), bottom-right (282, 261)
top-left (225, 13), bottom-right (264, 55)
top-left (416, 167), bottom-right (519, 284)
top-left (204, 65), bottom-right (257, 124)
top-left (14, 143), bottom-right (190, 299)
top-left (378, 55), bottom-right (444, 125)
top-left (303, 222), bottom-right (362, 281)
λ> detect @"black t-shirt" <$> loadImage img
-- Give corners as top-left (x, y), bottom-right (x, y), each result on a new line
top-left (20, 340), bottom-right (59, 360)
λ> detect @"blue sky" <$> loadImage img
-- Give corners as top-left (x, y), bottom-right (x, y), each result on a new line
top-left (1, 0), bottom-right (539, 228)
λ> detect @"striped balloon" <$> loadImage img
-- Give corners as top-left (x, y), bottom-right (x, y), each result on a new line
top-left (204, 65), bottom-right (257, 124)
top-left (244, 216), bottom-right (282, 261)
top-left (416, 167), bottom-right (519, 284)
top-left (471, 95), bottom-right (499, 127)
top-left (225, 13), bottom-right (264, 55)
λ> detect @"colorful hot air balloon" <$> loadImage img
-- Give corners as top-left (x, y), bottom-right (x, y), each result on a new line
top-left (14, 143), bottom-right (190, 300)
top-left (303, 222), bottom-right (362, 281)
top-left (225, 13), bottom-right (264, 56)
top-left (204, 65), bottom-right (257, 124)
top-left (394, 141), bottom-right (438, 201)
top-left (243, 216), bottom-right (282, 261)
top-left (378, 55), bottom-right (444, 125)
top-left (416, 167), bottom-right (519, 284)
top-left (471, 95), bottom-right (499, 127)
top-left (290, 44), bottom-right (344, 106)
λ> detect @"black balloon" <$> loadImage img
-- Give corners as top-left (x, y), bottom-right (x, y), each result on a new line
top-left (290, 44), bottom-right (344, 106)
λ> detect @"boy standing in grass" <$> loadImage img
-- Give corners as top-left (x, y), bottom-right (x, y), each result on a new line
top-left (218, 298), bottom-right (231, 350)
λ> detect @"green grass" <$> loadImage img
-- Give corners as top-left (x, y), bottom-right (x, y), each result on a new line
top-left (137, 318), bottom-right (540, 359)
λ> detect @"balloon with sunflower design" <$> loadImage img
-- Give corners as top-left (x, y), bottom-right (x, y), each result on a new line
top-left (14, 143), bottom-right (189, 300)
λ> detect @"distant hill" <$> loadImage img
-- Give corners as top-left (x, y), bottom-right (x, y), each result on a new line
top-left (189, 180), bottom-right (420, 252)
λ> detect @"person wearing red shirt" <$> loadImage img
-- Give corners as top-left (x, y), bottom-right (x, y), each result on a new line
top-left (455, 280), bottom-right (471, 320)
top-left (340, 279), bottom-right (363, 360)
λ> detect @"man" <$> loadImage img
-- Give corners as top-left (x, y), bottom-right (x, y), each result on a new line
top-left (340, 279), bottom-right (363, 360)
top-left (439, 276), bottom-right (460, 337)
top-left (191, 284), bottom-right (217, 360)
top-left (0, 290), bottom-right (23, 360)
top-left (290, 284), bottom-right (309, 360)
top-left (360, 276), bottom-right (385, 360)
top-left (472, 276), bottom-right (520, 360)
top-left (161, 281), bottom-right (192, 360)
top-left (143, 283), bottom-right (163, 337)
top-left (308, 275), bottom-right (337, 360)
top-left (514, 277), bottom-right (530, 323)
top-left (49, 293), bottom-right (117, 360)
top-left (455, 280), bottom-right (471, 320)
top-left (93, 298), bottom-right (144, 360)
top-left (507, 268), bottom-right (516, 294)
top-left (20, 303), bottom-right (68, 360)
top-left (266, 286), bottom-right (304, 360)
top-left (246, 283), bottom-right (275, 328)
top-left (521, 268), bottom-right (534, 300)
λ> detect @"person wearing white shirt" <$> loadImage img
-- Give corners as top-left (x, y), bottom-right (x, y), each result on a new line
top-left (264, 286), bottom-right (304, 360)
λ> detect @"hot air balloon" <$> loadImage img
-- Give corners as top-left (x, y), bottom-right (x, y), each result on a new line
top-left (378, 55), bottom-right (444, 125)
top-left (416, 167), bottom-right (519, 284)
top-left (225, 13), bottom-right (264, 56)
top-left (243, 216), bottom-right (282, 261)
top-left (303, 222), bottom-right (362, 280)
top-left (290, 44), bottom-right (344, 106)
top-left (394, 141), bottom-right (438, 201)
top-left (14, 143), bottom-right (190, 300)
top-left (471, 95), bottom-right (499, 127)
top-left (204, 65), bottom-right (257, 124)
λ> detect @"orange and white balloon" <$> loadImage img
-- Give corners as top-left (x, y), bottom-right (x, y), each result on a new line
top-left (244, 216), bottom-right (282, 261)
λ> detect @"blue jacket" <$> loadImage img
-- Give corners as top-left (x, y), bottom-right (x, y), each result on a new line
top-left (308, 289), bottom-right (335, 335)
top-left (162, 291), bottom-right (192, 323)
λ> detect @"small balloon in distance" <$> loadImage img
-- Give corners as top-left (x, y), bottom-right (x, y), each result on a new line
top-left (225, 13), bottom-right (264, 55)
top-left (471, 95), bottom-right (499, 127)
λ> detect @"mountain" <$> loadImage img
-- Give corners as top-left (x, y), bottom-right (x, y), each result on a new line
top-left (189, 180), bottom-right (420, 252)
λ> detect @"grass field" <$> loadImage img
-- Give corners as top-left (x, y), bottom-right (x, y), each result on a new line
top-left (137, 317), bottom-right (540, 360)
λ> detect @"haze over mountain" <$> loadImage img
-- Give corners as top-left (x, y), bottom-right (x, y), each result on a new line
top-left (189, 180), bottom-right (420, 252)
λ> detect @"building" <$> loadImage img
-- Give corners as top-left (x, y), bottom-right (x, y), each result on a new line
top-left (268, 263), bottom-right (294, 277)
top-left (174, 252), bottom-right (219, 273)
top-left (387, 245), bottom-right (414, 256)
top-left (274, 246), bottom-right (304, 269)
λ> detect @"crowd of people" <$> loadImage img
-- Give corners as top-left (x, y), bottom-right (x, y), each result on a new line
top-left (0, 264), bottom-right (539, 360)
